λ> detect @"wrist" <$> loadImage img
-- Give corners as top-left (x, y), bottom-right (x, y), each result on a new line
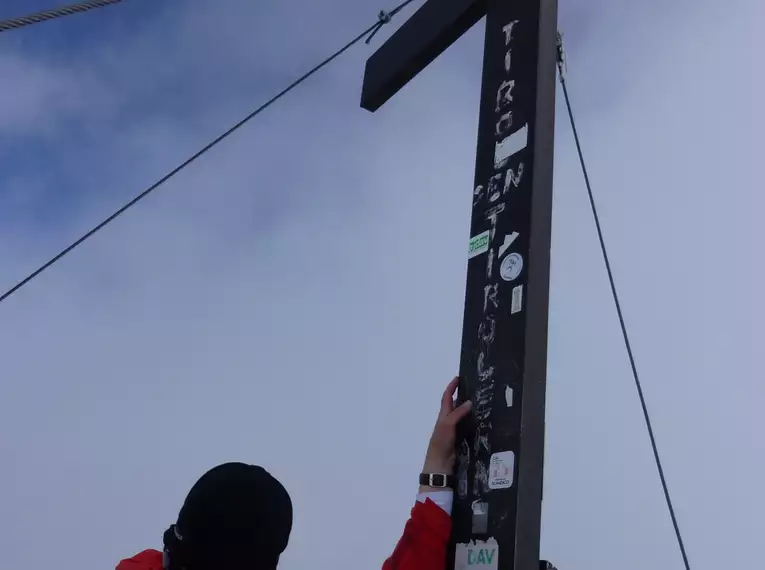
top-left (419, 485), bottom-right (455, 494)
top-left (422, 457), bottom-right (454, 476)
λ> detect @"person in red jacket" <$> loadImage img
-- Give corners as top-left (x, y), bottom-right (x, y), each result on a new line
top-left (116, 377), bottom-right (472, 570)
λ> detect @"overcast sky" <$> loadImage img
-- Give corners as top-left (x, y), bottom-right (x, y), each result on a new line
top-left (0, 0), bottom-right (762, 569)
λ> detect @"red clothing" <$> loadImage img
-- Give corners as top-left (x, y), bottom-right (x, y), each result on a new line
top-left (116, 498), bottom-right (451, 570)
top-left (382, 498), bottom-right (452, 570)
top-left (116, 549), bottom-right (163, 570)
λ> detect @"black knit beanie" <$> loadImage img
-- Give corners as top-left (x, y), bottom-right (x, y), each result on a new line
top-left (164, 462), bottom-right (293, 570)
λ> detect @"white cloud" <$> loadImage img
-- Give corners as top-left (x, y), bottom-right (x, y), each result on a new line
top-left (0, 53), bottom-right (100, 137)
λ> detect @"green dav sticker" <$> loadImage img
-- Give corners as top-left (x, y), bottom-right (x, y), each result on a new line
top-left (468, 230), bottom-right (491, 259)
top-left (455, 539), bottom-right (499, 570)
top-left (468, 547), bottom-right (497, 566)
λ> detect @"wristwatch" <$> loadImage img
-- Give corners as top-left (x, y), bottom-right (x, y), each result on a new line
top-left (419, 472), bottom-right (456, 489)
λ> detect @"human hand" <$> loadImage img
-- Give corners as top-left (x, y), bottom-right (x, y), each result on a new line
top-left (421, 376), bottom-right (472, 476)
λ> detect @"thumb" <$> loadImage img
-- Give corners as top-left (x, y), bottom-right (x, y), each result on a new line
top-left (448, 400), bottom-right (473, 424)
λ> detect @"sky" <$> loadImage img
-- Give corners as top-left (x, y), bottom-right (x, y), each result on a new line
top-left (0, 0), bottom-right (763, 569)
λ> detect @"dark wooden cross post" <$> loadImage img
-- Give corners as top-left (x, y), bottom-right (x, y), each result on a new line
top-left (361, 1), bottom-right (559, 570)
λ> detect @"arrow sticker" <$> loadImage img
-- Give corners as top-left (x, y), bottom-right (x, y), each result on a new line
top-left (498, 232), bottom-right (519, 258)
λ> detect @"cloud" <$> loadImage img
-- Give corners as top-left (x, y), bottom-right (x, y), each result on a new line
top-left (0, 53), bottom-right (101, 137)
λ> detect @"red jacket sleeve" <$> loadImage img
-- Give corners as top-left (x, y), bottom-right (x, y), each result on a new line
top-left (115, 549), bottom-right (164, 570)
top-left (382, 499), bottom-right (452, 570)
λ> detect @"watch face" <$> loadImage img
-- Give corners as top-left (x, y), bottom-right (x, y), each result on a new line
top-left (431, 474), bottom-right (446, 487)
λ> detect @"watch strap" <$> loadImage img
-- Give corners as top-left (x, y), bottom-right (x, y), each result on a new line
top-left (419, 472), bottom-right (456, 488)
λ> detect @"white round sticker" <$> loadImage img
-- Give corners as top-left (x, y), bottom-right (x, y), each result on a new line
top-left (500, 252), bottom-right (523, 282)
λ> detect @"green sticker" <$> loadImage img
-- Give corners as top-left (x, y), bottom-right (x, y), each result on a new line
top-left (468, 547), bottom-right (497, 566)
top-left (455, 539), bottom-right (499, 570)
top-left (468, 230), bottom-right (491, 259)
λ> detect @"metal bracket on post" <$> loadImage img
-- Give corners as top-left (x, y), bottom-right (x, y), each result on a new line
top-left (365, 9), bottom-right (393, 44)
top-left (555, 31), bottom-right (567, 75)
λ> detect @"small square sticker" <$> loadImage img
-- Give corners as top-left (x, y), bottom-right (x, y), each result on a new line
top-left (471, 501), bottom-right (489, 534)
top-left (488, 451), bottom-right (515, 490)
top-left (510, 285), bottom-right (523, 314)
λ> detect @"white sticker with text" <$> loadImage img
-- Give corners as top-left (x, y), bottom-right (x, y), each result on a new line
top-left (489, 451), bottom-right (515, 490)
